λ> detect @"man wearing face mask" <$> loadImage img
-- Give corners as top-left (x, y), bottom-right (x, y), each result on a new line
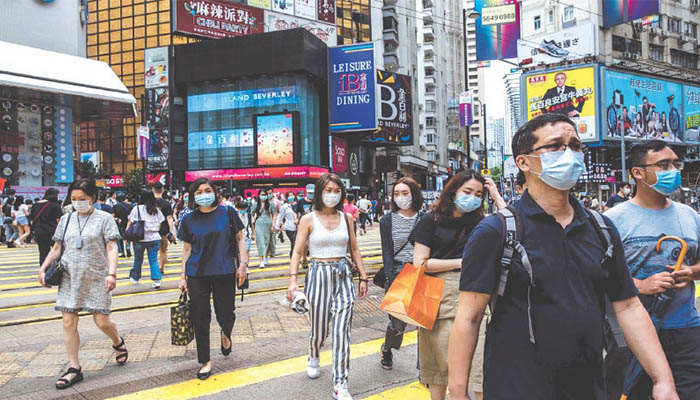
top-left (605, 141), bottom-right (700, 399)
top-left (448, 114), bottom-right (677, 400)
top-left (604, 182), bottom-right (632, 211)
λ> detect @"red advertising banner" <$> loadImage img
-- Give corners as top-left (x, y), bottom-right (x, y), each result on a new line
top-left (185, 165), bottom-right (328, 182)
top-left (317, 0), bottom-right (335, 24)
top-left (332, 137), bottom-right (347, 173)
top-left (174, 0), bottom-right (264, 39)
top-left (103, 173), bottom-right (169, 188)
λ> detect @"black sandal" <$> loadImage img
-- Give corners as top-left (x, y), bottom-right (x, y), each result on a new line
top-left (221, 330), bottom-right (232, 356)
top-left (112, 336), bottom-right (128, 365)
top-left (56, 366), bottom-right (83, 390)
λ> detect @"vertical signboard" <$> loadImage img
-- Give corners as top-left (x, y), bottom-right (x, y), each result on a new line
top-left (145, 47), bottom-right (169, 89)
top-left (173, 0), bottom-right (264, 39)
top-left (475, 0), bottom-right (520, 61)
top-left (459, 91), bottom-right (473, 127)
top-left (332, 137), bottom-right (348, 173)
top-left (317, 0), bottom-right (335, 24)
top-left (328, 43), bottom-right (377, 132)
top-left (603, 69), bottom-right (683, 143)
top-left (603, 0), bottom-right (660, 28)
top-left (137, 126), bottom-right (150, 159)
top-left (524, 66), bottom-right (597, 141)
top-left (54, 106), bottom-right (74, 183)
top-left (683, 84), bottom-right (700, 143)
top-left (295, 0), bottom-right (316, 19)
top-left (370, 70), bottom-right (413, 145)
top-left (146, 88), bottom-right (169, 169)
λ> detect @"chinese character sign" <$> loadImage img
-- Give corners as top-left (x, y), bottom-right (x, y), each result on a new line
top-left (459, 91), bottom-right (473, 127)
top-left (332, 137), bottom-right (348, 173)
top-left (328, 43), bottom-right (377, 132)
top-left (475, 0), bottom-right (520, 61)
top-left (175, 0), bottom-right (264, 39)
top-left (317, 0), bottom-right (335, 24)
top-left (603, 70), bottom-right (684, 143)
top-left (370, 70), bottom-right (413, 145)
top-left (683, 84), bottom-right (700, 143)
top-left (525, 66), bottom-right (597, 141)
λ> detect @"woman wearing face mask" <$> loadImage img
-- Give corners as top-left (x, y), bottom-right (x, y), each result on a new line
top-left (275, 191), bottom-right (298, 258)
top-left (411, 170), bottom-right (505, 400)
top-left (126, 191), bottom-right (165, 288)
top-left (286, 173), bottom-right (369, 400)
top-left (177, 178), bottom-right (248, 380)
top-left (38, 179), bottom-right (126, 389)
top-left (378, 177), bottom-right (425, 370)
top-left (253, 189), bottom-right (277, 268)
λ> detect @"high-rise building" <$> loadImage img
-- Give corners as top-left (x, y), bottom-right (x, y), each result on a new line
top-left (487, 117), bottom-right (505, 169)
top-left (337, 0), bottom-right (372, 44)
top-left (503, 71), bottom-right (521, 156)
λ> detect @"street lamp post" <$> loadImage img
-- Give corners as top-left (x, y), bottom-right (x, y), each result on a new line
top-left (463, 8), bottom-right (480, 170)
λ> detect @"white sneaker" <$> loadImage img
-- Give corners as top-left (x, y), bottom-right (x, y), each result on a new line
top-left (306, 356), bottom-right (320, 379)
top-left (152, 280), bottom-right (161, 289)
top-left (332, 382), bottom-right (353, 400)
top-left (129, 278), bottom-right (139, 285)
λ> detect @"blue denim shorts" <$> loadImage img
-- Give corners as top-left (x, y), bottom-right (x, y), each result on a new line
top-left (15, 216), bottom-right (28, 226)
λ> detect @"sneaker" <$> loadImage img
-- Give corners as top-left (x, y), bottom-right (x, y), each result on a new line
top-left (380, 344), bottom-right (393, 370)
top-left (332, 382), bottom-right (353, 400)
top-left (129, 278), bottom-right (139, 285)
top-left (152, 280), bottom-right (161, 289)
top-left (306, 356), bottom-right (320, 379)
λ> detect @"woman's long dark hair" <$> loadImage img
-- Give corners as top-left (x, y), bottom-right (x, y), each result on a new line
top-left (430, 170), bottom-right (486, 224)
top-left (254, 187), bottom-right (272, 217)
top-left (138, 190), bottom-right (158, 216)
top-left (13, 195), bottom-right (24, 211)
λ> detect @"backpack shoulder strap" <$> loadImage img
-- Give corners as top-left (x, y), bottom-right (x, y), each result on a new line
top-left (585, 209), bottom-right (614, 265)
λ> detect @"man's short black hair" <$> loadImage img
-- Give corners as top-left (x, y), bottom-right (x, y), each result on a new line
top-left (152, 182), bottom-right (164, 193)
top-left (628, 140), bottom-right (670, 168)
top-left (516, 170), bottom-right (526, 187)
top-left (116, 194), bottom-right (127, 202)
top-left (621, 182), bottom-right (631, 189)
top-left (511, 114), bottom-right (577, 157)
top-left (98, 191), bottom-right (107, 202)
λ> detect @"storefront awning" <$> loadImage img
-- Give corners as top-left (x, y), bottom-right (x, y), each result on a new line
top-left (0, 40), bottom-right (137, 120)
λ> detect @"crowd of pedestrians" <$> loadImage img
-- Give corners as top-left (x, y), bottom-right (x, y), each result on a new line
top-left (26, 112), bottom-right (700, 399)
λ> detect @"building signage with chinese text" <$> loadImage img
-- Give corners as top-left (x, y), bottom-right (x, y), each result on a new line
top-left (684, 84), bottom-right (700, 143)
top-left (174, 0), bottom-right (264, 39)
top-left (459, 90), bottom-right (473, 127)
top-left (370, 70), bottom-right (412, 145)
top-left (517, 23), bottom-right (597, 66)
top-left (328, 43), bottom-right (377, 132)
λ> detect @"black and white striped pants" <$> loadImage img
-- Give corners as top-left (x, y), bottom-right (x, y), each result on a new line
top-left (305, 259), bottom-right (356, 385)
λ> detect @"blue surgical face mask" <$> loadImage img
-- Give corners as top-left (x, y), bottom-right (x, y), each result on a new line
top-left (646, 169), bottom-right (681, 196)
top-left (530, 148), bottom-right (585, 190)
top-left (194, 193), bottom-right (215, 207)
top-left (287, 196), bottom-right (295, 202)
top-left (455, 193), bottom-right (482, 213)
top-left (307, 193), bottom-right (314, 199)
top-left (259, 194), bottom-right (268, 201)
top-left (297, 195), bottom-right (304, 200)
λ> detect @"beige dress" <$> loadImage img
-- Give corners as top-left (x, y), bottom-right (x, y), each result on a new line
top-left (53, 210), bottom-right (121, 315)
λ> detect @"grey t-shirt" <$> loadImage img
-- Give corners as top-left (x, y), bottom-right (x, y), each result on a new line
top-left (606, 200), bottom-right (700, 329)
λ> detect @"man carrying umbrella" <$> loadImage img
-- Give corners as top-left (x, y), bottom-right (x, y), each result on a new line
top-left (606, 140), bottom-right (700, 399)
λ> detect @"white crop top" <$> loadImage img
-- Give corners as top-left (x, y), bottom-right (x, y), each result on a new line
top-left (308, 211), bottom-right (349, 259)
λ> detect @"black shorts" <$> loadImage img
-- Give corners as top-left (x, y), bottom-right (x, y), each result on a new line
top-left (605, 326), bottom-right (700, 400)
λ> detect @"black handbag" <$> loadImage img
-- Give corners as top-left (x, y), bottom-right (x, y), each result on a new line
top-left (123, 206), bottom-right (145, 242)
top-left (44, 213), bottom-right (72, 287)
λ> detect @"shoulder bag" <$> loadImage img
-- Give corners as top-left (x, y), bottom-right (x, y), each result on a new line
top-left (342, 212), bottom-right (359, 274)
top-left (44, 213), bottom-right (73, 287)
top-left (123, 206), bottom-right (145, 242)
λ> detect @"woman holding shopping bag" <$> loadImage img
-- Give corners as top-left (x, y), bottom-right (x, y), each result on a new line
top-left (378, 177), bottom-right (424, 370)
top-left (177, 177), bottom-right (248, 380)
top-left (286, 173), bottom-right (369, 400)
top-left (410, 170), bottom-right (505, 400)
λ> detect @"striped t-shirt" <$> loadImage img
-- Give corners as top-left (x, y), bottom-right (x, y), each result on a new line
top-left (392, 212), bottom-right (419, 263)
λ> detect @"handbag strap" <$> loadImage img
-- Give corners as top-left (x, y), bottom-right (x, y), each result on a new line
top-left (343, 212), bottom-right (354, 260)
top-left (392, 213), bottom-right (421, 258)
top-left (58, 212), bottom-right (73, 259)
top-left (31, 202), bottom-right (51, 224)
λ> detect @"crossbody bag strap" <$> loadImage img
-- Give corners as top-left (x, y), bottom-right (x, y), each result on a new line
top-left (31, 202), bottom-right (51, 224)
top-left (59, 212), bottom-right (73, 259)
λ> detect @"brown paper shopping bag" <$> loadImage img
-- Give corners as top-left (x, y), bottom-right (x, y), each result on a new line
top-left (379, 263), bottom-right (444, 330)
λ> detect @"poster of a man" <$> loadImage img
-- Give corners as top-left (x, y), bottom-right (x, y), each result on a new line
top-left (542, 72), bottom-right (586, 117)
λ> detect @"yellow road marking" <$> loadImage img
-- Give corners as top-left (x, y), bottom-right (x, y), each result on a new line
top-left (108, 331), bottom-right (418, 400)
top-left (361, 381), bottom-right (428, 399)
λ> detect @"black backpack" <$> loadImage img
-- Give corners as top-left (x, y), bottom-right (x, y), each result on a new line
top-left (493, 205), bottom-right (623, 348)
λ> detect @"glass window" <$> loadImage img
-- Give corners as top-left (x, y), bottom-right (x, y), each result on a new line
top-left (426, 117), bottom-right (436, 127)
top-left (671, 49), bottom-right (698, 69)
top-left (684, 22), bottom-right (698, 38)
top-left (668, 17), bottom-right (681, 33)
top-left (534, 15), bottom-right (541, 30)
top-left (649, 44), bottom-right (664, 61)
top-left (563, 6), bottom-right (574, 21)
top-left (548, 10), bottom-right (553, 23)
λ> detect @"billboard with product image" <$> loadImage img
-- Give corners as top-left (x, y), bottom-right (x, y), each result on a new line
top-left (254, 112), bottom-right (299, 166)
top-left (524, 66), bottom-right (597, 141)
top-left (683, 84), bottom-right (700, 144)
top-left (265, 10), bottom-right (336, 46)
top-left (603, 69), bottom-right (684, 143)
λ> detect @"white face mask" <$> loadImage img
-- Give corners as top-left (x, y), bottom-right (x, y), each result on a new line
top-left (322, 193), bottom-right (341, 208)
top-left (72, 200), bottom-right (92, 213)
top-left (623, 188), bottom-right (631, 195)
top-left (394, 195), bottom-right (413, 210)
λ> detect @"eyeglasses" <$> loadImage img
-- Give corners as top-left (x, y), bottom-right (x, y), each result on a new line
top-left (528, 142), bottom-right (587, 154)
top-left (637, 160), bottom-right (684, 171)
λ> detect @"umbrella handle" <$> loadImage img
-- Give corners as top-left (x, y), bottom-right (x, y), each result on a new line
top-left (655, 236), bottom-right (688, 272)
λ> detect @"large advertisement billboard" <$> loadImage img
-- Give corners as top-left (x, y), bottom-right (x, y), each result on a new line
top-left (328, 43), bottom-right (377, 132)
top-left (603, 70), bottom-right (684, 143)
top-left (525, 66), bottom-right (597, 141)
top-left (684, 84), bottom-right (700, 143)
top-left (265, 10), bottom-right (337, 46)
top-left (517, 23), bottom-right (597, 66)
top-left (145, 47), bottom-right (168, 89)
top-left (255, 112), bottom-right (298, 165)
top-left (173, 0), bottom-right (264, 39)
top-left (603, 0), bottom-right (660, 28)
top-left (370, 70), bottom-right (413, 145)
top-left (475, 0), bottom-right (520, 61)
top-left (146, 88), bottom-right (169, 169)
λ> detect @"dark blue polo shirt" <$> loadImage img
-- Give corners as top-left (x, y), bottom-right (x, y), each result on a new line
top-left (460, 191), bottom-right (637, 400)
